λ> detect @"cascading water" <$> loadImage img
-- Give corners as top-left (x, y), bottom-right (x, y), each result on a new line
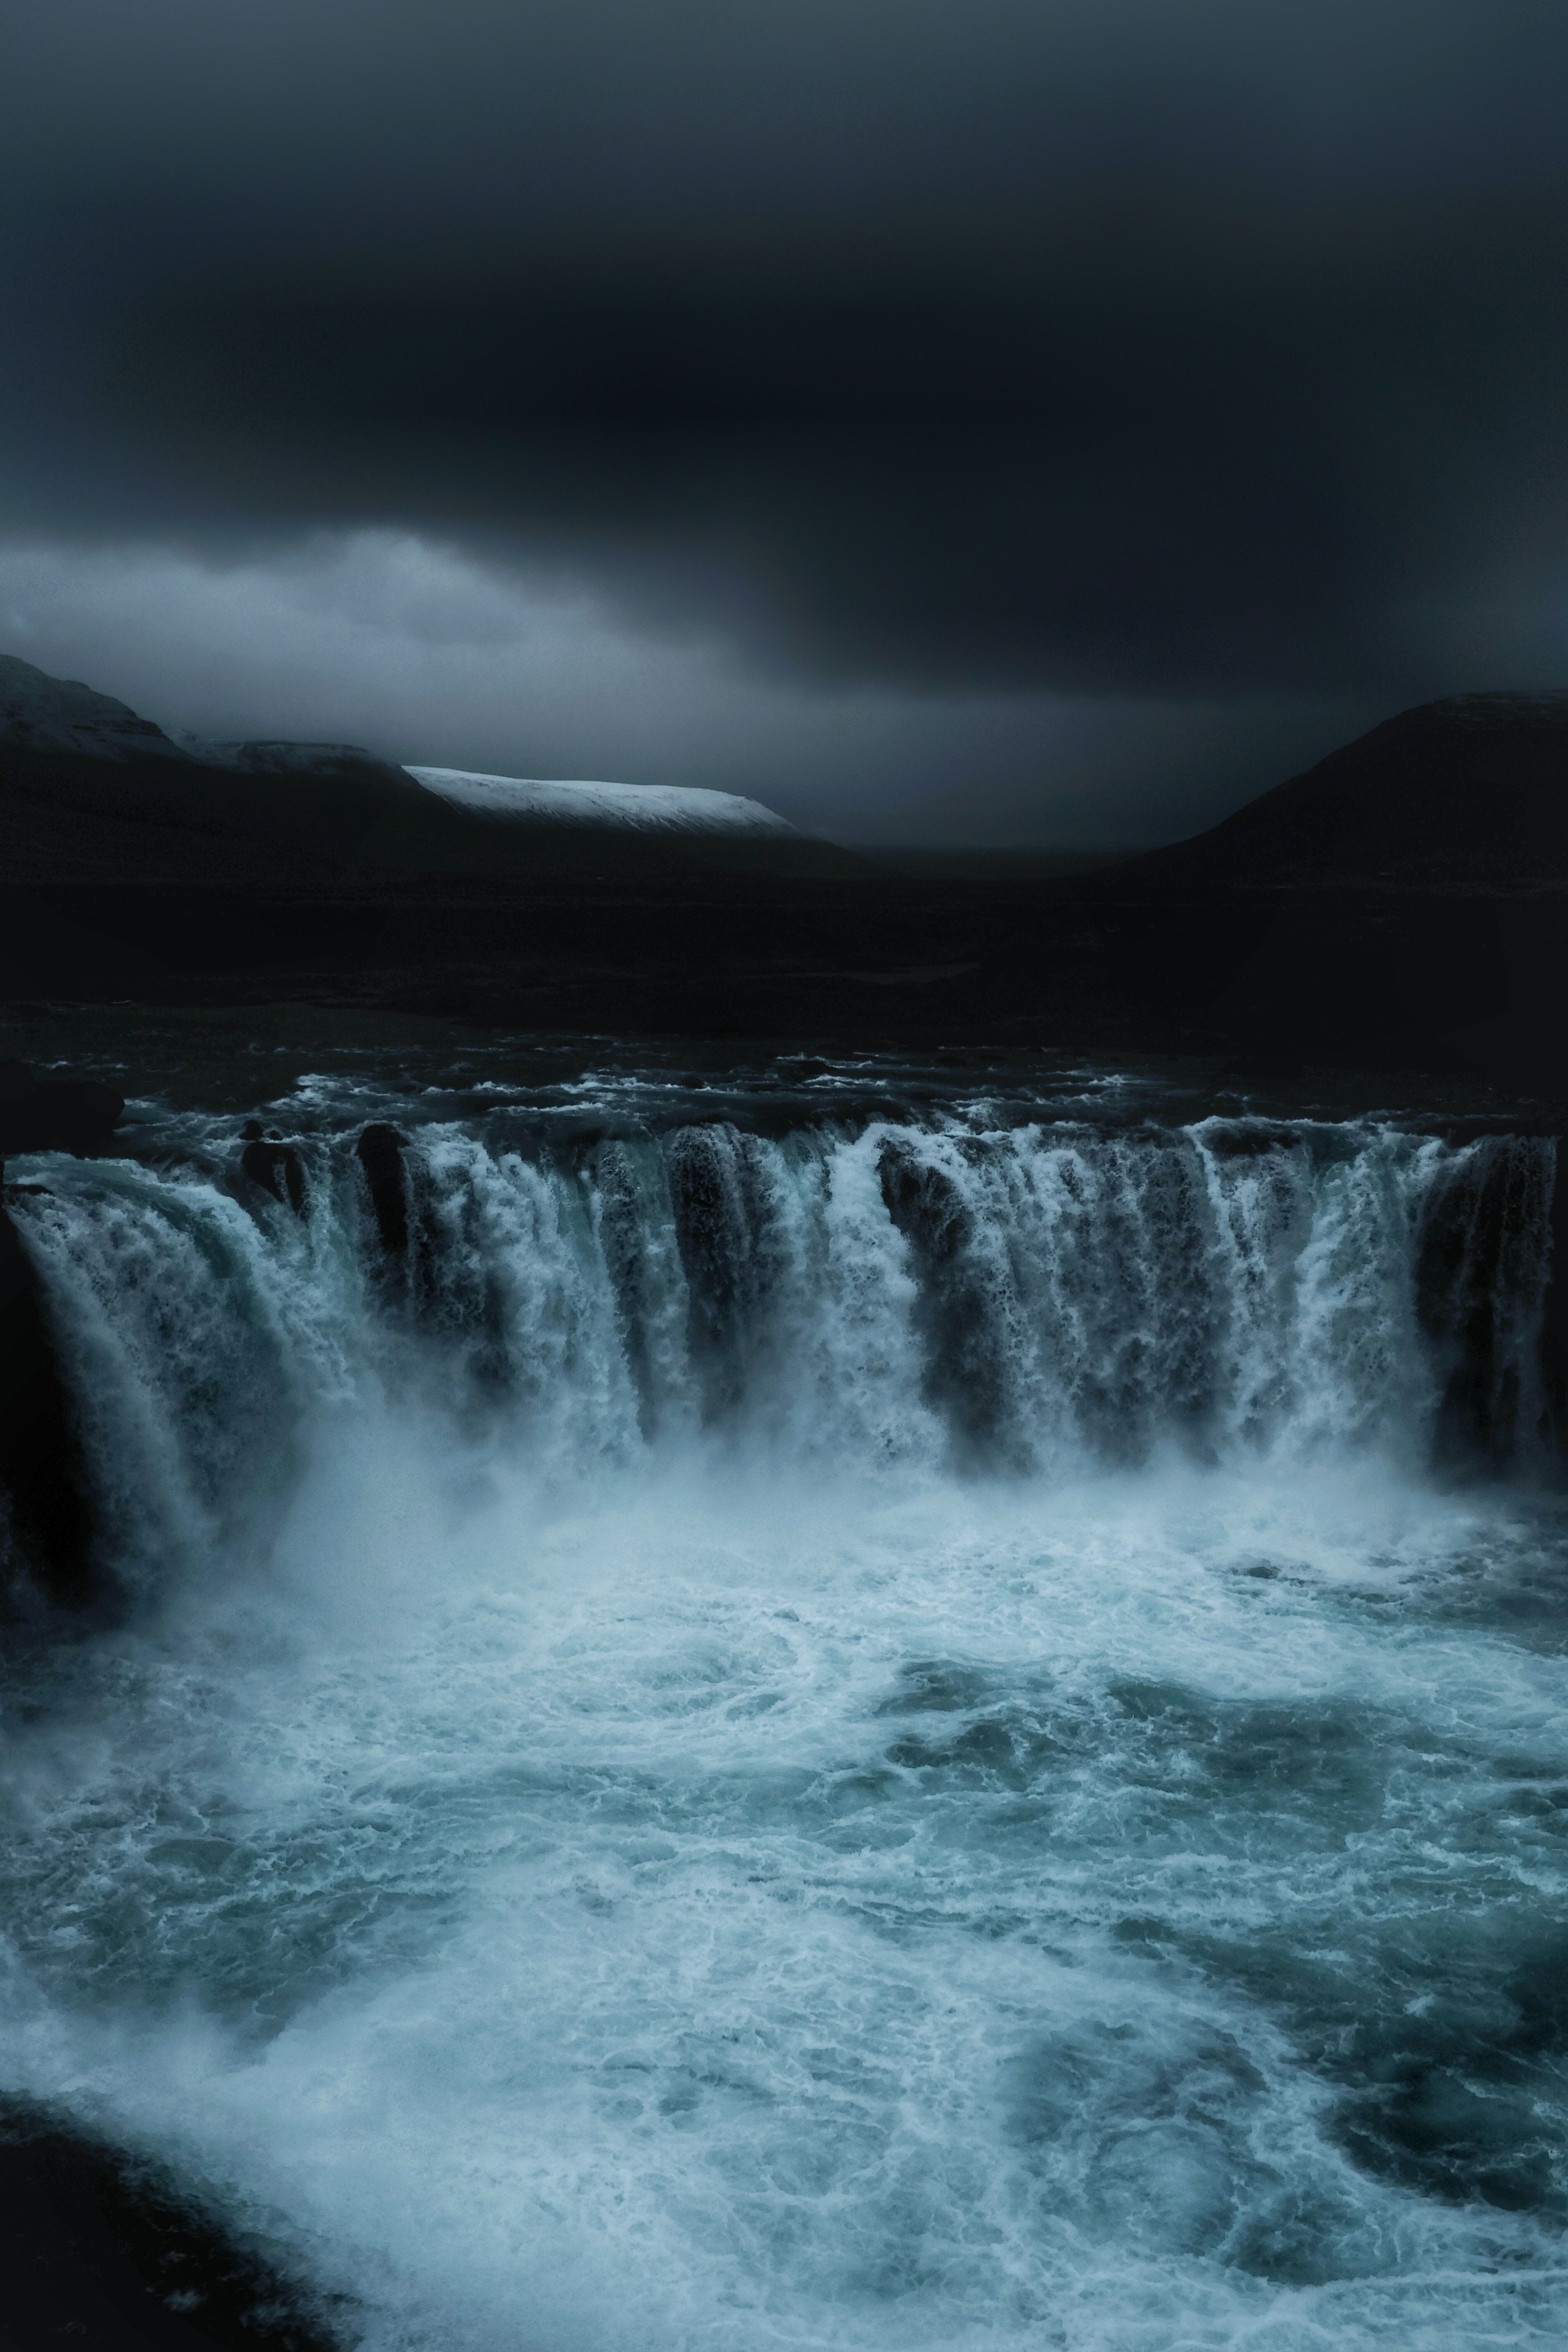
top-left (12, 1111), bottom-right (1558, 1556)
top-left (1, 1057), bottom-right (1565, 2351)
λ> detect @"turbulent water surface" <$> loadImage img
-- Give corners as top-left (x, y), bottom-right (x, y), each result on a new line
top-left (2, 1039), bottom-right (1566, 2350)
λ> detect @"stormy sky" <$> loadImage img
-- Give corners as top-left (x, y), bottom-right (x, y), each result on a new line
top-left (5, 1), bottom-right (1568, 844)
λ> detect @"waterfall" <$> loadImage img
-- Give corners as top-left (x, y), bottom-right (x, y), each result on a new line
top-left (2, 1085), bottom-right (1567, 2352)
top-left (6, 1111), bottom-right (1555, 1605)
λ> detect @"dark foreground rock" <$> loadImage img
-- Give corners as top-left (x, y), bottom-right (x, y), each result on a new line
top-left (356, 1123), bottom-right (410, 1257)
top-left (0, 1205), bottom-right (97, 1610)
top-left (1541, 1137), bottom-right (1568, 1457)
top-left (0, 2108), bottom-right (342, 2352)
top-left (0, 1062), bottom-right (124, 1610)
top-left (240, 1123), bottom-right (308, 1215)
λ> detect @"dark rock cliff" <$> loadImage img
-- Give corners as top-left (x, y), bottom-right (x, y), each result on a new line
top-left (0, 1062), bottom-right (124, 1612)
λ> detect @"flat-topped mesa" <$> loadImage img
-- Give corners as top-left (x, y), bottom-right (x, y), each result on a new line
top-left (406, 764), bottom-right (799, 838)
top-left (1125, 692), bottom-right (1568, 893)
top-left (177, 735), bottom-right (398, 773)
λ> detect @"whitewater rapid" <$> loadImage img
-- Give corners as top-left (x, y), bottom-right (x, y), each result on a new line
top-left (1, 1060), bottom-right (1564, 2349)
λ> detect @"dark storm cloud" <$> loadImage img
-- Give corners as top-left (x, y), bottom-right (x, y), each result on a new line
top-left (7, 0), bottom-right (1568, 707)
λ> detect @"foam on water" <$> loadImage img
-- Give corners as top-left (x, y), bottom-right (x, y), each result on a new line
top-left (1, 1084), bottom-right (1564, 2348)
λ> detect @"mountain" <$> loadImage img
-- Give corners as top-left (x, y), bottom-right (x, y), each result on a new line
top-left (0, 655), bottom-right (187, 762)
top-left (1121, 693), bottom-right (1568, 893)
top-left (0, 655), bottom-right (490, 881)
top-left (0, 656), bottom-right (857, 880)
top-left (5, 657), bottom-right (1566, 1083)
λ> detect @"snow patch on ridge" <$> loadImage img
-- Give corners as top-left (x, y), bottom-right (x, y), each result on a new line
top-left (406, 764), bottom-right (797, 836)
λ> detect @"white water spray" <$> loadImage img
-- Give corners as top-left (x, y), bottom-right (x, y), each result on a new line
top-left (0, 1095), bottom-right (1563, 2351)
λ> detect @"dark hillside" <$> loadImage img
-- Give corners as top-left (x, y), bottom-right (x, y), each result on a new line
top-left (1119, 695), bottom-right (1568, 893)
top-left (0, 657), bottom-right (861, 883)
top-left (3, 661), bottom-right (1567, 1091)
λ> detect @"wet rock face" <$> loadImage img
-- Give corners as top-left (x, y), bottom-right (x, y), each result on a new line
top-left (1539, 1136), bottom-right (1568, 1457)
top-left (356, 1123), bottom-right (410, 1258)
top-left (877, 1138), bottom-right (1013, 1467)
top-left (1414, 1135), bottom-right (1556, 1466)
top-left (240, 1123), bottom-right (307, 1216)
top-left (0, 1200), bottom-right (98, 1611)
top-left (0, 1061), bottom-right (122, 1612)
